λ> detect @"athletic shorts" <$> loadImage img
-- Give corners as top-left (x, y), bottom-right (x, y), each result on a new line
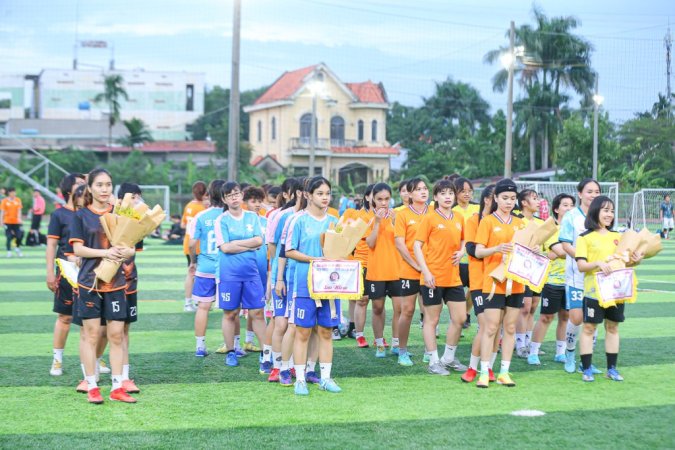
top-left (459, 264), bottom-right (469, 288)
top-left (483, 293), bottom-right (525, 310)
top-left (524, 286), bottom-right (541, 297)
top-left (540, 284), bottom-right (566, 315)
top-left (366, 279), bottom-right (402, 300)
top-left (421, 285), bottom-right (465, 306)
top-left (125, 292), bottom-right (138, 323)
top-left (272, 290), bottom-right (287, 318)
top-left (400, 278), bottom-right (420, 297)
top-left (53, 275), bottom-right (74, 315)
top-left (471, 289), bottom-right (486, 315)
top-left (294, 297), bottom-right (341, 329)
top-left (76, 288), bottom-right (128, 321)
top-left (565, 285), bottom-right (584, 310)
top-left (192, 275), bottom-right (217, 303)
top-left (583, 297), bottom-right (625, 324)
top-left (663, 217), bottom-right (674, 230)
top-left (218, 279), bottom-right (265, 311)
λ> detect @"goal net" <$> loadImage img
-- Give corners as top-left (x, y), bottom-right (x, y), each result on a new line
top-left (514, 181), bottom-right (619, 220)
top-left (114, 184), bottom-right (171, 220)
top-left (630, 188), bottom-right (675, 232)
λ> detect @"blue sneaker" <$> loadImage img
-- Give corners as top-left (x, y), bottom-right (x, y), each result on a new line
top-left (578, 363), bottom-right (603, 375)
top-left (423, 352), bottom-right (431, 363)
top-left (582, 368), bottom-right (595, 382)
top-left (375, 346), bottom-right (386, 358)
top-left (605, 368), bottom-right (624, 381)
top-left (195, 348), bottom-right (208, 357)
top-left (259, 361), bottom-right (272, 374)
top-left (319, 378), bottom-right (342, 393)
top-left (390, 346), bottom-right (400, 356)
top-left (527, 354), bottom-right (541, 366)
top-left (279, 370), bottom-right (293, 386)
top-left (553, 354), bottom-right (566, 363)
top-left (235, 348), bottom-right (247, 358)
top-left (398, 352), bottom-right (413, 366)
top-left (294, 380), bottom-right (309, 395)
top-left (306, 371), bottom-right (321, 385)
top-left (564, 350), bottom-right (576, 373)
top-left (225, 352), bottom-right (239, 367)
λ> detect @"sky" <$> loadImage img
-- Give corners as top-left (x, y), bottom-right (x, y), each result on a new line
top-left (1, 0), bottom-right (673, 122)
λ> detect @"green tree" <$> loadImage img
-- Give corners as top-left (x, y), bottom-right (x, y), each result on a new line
top-left (94, 74), bottom-right (129, 148)
top-left (119, 118), bottom-right (154, 147)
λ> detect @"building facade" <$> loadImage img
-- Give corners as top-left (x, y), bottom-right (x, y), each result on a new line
top-left (0, 74), bottom-right (26, 125)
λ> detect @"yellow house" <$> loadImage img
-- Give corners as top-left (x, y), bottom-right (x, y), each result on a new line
top-left (243, 63), bottom-right (398, 188)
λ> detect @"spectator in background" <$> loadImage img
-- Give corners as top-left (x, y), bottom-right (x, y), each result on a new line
top-left (163, 214), bottom-right (185, 244)
top-left (54, 187), bottom-right (65, 209)
top-left (661, 193), bottom-right (674, 239)
top-left (338, 193), bottom-right (349, 216)
top-left (31, 189), bottom-right (46, 235)
top-left (181, 181), bottom-right (208, 312)
top-left (0, 187), bottom-right (6, 201)
top-left (1, 187), bottom-right (23, 257)
top-left (538, 192), bottom-right (550, 220)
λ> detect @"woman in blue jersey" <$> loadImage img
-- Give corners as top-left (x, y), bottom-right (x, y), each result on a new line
top-left (215, 181), bottom-right (266, 368)
top-left (190, 179), bottom-right (226, 357)
top-left (286, 176), bottom-right (342, 395)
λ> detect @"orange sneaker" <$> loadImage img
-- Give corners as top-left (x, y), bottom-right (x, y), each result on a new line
top-left (87, 387), bottom-right (104, 404)
top-left (356, 336), bottom-right (369, 348)
top-left (488, 368), bottom-right (496, 382)
top-left (268, 368), bottom-right (280, 382)
top-left (122, 379), bottom-right (140, 394)
top-left (461, 367), bottom-right (478, 383)
top-left (76, 380), bottom-right (88, 393)
top-left (109, 387), bottom-right (137, 403)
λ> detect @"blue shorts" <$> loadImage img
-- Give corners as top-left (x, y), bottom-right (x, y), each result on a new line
top-left (272, 291), bottom-right (287, 317)
top-left (294, 297), bottom-right (341, 329)
top-left (192, 276), bottom-right (216, 303)
top-left (565, 285), bottom-right (584, 310)
top-left (218, 279), bottom-right (265, 311)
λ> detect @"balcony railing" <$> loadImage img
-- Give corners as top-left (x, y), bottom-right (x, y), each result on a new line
top-left (289, 137), bottom-right (356, 149)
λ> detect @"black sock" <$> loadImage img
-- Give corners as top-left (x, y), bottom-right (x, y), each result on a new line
top-left (580, 353), bottom-right (593, 371)
top-left (420, 313), bottom-right (424, 322)
top-left (348, 322), bottom-right (355, 331)
top-left (606, 352), bottom-right (618, 369)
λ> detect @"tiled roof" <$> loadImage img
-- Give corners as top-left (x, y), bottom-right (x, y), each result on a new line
top-left (91, 141), bottom-right (215, 153)
top-left (331, 146), bottom-right (399, 155)
top-left (253, 65), bottom-right (317, 105)
top-left (345, 81), bottom-right (387, 104)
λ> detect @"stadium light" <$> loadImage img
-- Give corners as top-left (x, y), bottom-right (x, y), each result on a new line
top-left (592, 77), bottom-right (603, 179)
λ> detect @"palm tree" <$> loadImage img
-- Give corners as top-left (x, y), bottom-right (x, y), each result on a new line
top-left (119, 118), bottom-right (154, 147)
top-left (423, 78), bottom-right (490, 135)
top-left (94, 74), bottom-right (129, 148)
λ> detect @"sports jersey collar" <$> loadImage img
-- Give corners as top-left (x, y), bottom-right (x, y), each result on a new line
top-left (435, 208), bottom-right (453, 220)
top-left (492, 212), bottom-right (512, 224)
top-left (408, 203), bottom-right (428, 215)
top-left (87, 205), bottom-right (110, 215)
top-left (576, 206), bottom-right (586, 217)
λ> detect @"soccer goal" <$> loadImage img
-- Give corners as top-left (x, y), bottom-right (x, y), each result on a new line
top-left (629, 188), bottom-right (675, 232)
top-left (114, 184), bottom-right (171, 220)
top-left (514, 181), bottom-right (619, 219)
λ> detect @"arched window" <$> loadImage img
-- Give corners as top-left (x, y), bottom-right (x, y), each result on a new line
top-left (257, 120), bottom-right (262, 142)
top-left (357, 120), bottom-right (364, 141)
top-left (300, 113), bottom-right (313, 143)
top-left (330, 116), bottom-right (345, 145)
top-left (371, 120), bottom-right (378, 142)
top-left (271, 117), bottom-right (276, 141)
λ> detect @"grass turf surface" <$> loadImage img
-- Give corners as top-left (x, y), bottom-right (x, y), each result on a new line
top-left (0, 237), bottom-right (674, 449)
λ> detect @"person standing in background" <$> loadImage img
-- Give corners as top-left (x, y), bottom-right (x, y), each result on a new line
top-left (1, 187), bottom-right (23, 257)
top-left (181, 181), bottom-right (208, 312)
top-left (538, 193), bottom-right (550, 220)
top-left (31, 189), bottom-right (46, 241)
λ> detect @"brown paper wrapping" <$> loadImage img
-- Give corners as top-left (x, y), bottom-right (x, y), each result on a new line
top-left (635, 229), bottom-right (662, 259)
top-left (322, 218), bottom-right (368, 260)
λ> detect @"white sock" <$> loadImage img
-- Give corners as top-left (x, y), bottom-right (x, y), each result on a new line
top-left (355, 331), bottom-right (364, 339)
top-left (306, 360), bottom-right (316, 373)
top-left (185, 298), bottom-right (192, 305)
top-left (555, 340), bottom-right (566, 356)
top-left (469, 354), bottom-right (480, 370)
top-left (294, 364), bottom-right (306, 382)
top-left (273, 352), bottom-right (282, 369)
top-left (53, 348), bottom-right (64, 363)
top-left (429, 350), bottom-right (439, 365)
top-left (85, 375), bottom-right (97, 391)
top-left (441, 344), bottom-right (457, 363)
top-left (529, 342), bottom-right (541, 357)
top-left (391, 337), bottom-right (400, 347)
top-left (122, 364), bottom-right (130, 381)
top-left (246, 330), bottom-right (255, 344)
top-left (566, 322), bottom-right (580, 351)
top-left (500, 360), bottom-right (510, 373)
top-left (320, 362), bottom-right (332, 380)
top-left (196, 336), bottom-right (206, 350)
top-left (263, 345), bottom-right (272, 362)
top-left (480, 360), bottom-right (490, 374)
top-left (81, 363), bottom-right (87, 378)
top-left (280, 360), bottom-right (289, 371)
top-left (515, 333), bottom-right (526, 350)
top-left (490, 352), bottom-right (498, 368)
top-left (112, 374), bottom-right (123, 390)
top-left (375, 337), bottom-right (384, 347)
top-left (525, 330), bottom-right (532, 345)
top-left (234, 335), bottom-right (241, 351)
top-left (592, 328), bottom-right (598, 348)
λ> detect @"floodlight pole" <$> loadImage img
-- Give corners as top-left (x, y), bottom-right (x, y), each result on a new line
top-left (227, 0), bottom-right (241, 181)
top-left (592, 77), bottom-right (599, 180)
top-left (504, 21), bottom-right (515, 179)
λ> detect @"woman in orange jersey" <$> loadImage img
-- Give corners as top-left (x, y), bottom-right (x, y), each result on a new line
top-left (413, 180), bottom-right (467, 375)
top-left (474, 179), bottom-right (525, 388)
top-left (181, 181), bottom-right (208, 312)
top-left (393, 178), bottom-right (429, 365)
top-left (353, 185), bottom-right (375, 346)
top-left (364, 183), bottom-right (402, 357)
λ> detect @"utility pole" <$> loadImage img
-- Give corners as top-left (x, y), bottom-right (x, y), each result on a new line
top-left (665, 26), bottom-right (672, 120)
top-left (227, 0), bottom-right (241, 181)
top-left (504, 21), bottom-right (515, 179)
top-left (309, 92), bottom-right (317, 176)
top-left (592, 76), bottom-right (600, 180)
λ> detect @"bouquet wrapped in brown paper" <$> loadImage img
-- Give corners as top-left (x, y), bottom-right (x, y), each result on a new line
top-left (321, 217), bottom-right (369, 259)
top-left (607, 228), bottom-right (662, 270)
top-left (95, 193), bottom-right (166, 283)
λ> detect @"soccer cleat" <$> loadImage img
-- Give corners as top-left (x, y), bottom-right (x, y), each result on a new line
top-left (50, 360), bottom-right (63, 376)
top-left (268, 368), bottom-right (280, 382)
top-left (441, 359), bottom-right (468, 372)
top-left (98, 360), bottom-right (111, 374)
top-left (527, 354), bottom-right (541, 366)
top-left (461, 367), bottom-right (477, 383)
top-left (215, 343), bottom-right (228, 354)
top-left (347, 329), bottom-right (356, 339)
top-left (195, 348), bottom-right (208, 357)
top-left (516, 347), bottom-right (529, 359)
top-left (427, 362), bottom-right (450, 376)
top-left (356, 336), bottom-right (369, 348)
top-left (564, 350), bottom-right (576, 373)
top-left (110, 387), bottom-right (137, 403)
top-left (244, 342), bottom-right (261, 352)
top-left (259, 361), bottom-right (272, 374)
top-left (423, 352), bottom-right (431, 363)
top-left (122, 379), bottom-right (140, 394)
top-left (497, 372), bottom-right (516, 387)
top-left (390, 346), bottom-right (399, 356)
top-left (290, 367), bottom-right (297, 378)
top-left (398, 352), bottom-right (413, 366)
top-left (331, 328), bottom-right (342, 340)
top-left (87, 387), bottom-right (104, 404)
top-left (582, 368), bottom-right (595, 382)
top-left (294, 380), bottom-right (309, 396)
top-left (538, 349), bottom-right (546, 355)
top-left (373, 338), bottom-right (389, 348)
top-left (76, 380), bottom-right (88, 393)
top-left (306, 371), bottom-right (321, 385)
top-left (488, 369), bottom-right (496, 382)
top-left (476, 372), bottom-right (489, 388)
top-left (554, 354), bottom-right (566, 363)
top-left (605, 368), bottom-right (624, 381)
top-left (183, 303), bottom-right (197, 312)
top-left (235, 348), bottom-right (247, 358)
top-left (279, 370), bottom-right (293, 386)
top-left (319, 378), bottom-right (342, 393)
top-left (375, 346), bottom-right (386, 358)
top-left (225, 352), bottom-right (239, 367)
top-left (578, 364), bottom-right (603, 375)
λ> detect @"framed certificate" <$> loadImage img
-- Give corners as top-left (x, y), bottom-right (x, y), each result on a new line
top-left (504, 243), bottom-right (551, 292)
top-left (308, 260), bottom-right (363, 301)
top-left (594, 268), bottom-right (638, 308)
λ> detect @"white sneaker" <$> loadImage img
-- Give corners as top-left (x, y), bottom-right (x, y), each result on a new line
top-left (15, 248), bottom-right (23, 257)
top-left (332, 328), bottom-right (342, 340)
top-left (6, 251), bottom-right (11, 258)
top-left (50, 360), bottom-right (63, 376)
top-left (516, 347), bottom-right (529, 359)
top-left (98, 360), bottom-right (111, 374)
top-left (184, 302), bottom-right (197, 312)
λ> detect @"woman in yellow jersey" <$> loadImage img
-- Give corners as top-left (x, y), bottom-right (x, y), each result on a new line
top-left (393, 178), bottom-right (429, 365)
top-left (414, 180), bottom-right (467, 375)
top-left (576, 196), bottom-right (642, 382)
top-left (350, 184), bottom-right (374, 342)
top-left (527, 193), bottom-right (576, 366)
top-left (394, 180), bottom-right (410, 210)
top-left (474, 179), bottom-right (525, 388)
top-left (514, 189), bottom-right (544, 358)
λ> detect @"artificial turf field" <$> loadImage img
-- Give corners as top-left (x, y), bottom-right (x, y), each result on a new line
top-left (0, 237), bottom-right (674, 449)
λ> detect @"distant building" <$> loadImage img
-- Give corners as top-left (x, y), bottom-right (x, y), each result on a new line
top-left (0, 74), bottom-right (26, 124)
top-left (244, 63), bottom-right (398, 188)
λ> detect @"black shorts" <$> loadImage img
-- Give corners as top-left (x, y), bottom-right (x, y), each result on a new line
top-left (125, 292), bottom-right (138, 323)
top-left (53, 276), bottom-right (74, 315)
top-left (30, 214), bottom-right (42, 230)
top-left (540, 284), bottom-right (566, 315)
top-left (400, 278), bottom-right (421, 297)
top-left (471, 289), bottom-right (486, 315)
top-left (186, 255), bottom-right (191, 267)
top-left (483, 293), bottom-right (525, 310)
top-left (459, 264), bottom-right (469, 288)
top-left (76, 288), bottom-right (128, 321)
top-left (421, 285), bottom-right (465, 306)
top-left (362, 268), bottom-right (367, 296)
top-left (583, 297), bottom-right (625, 324)
top-left (72, 290), bottom-right (105, 327)
top-left (366, 279), bottom-right (402, 300)
top-left (524, 286), bottom-right (541, 297)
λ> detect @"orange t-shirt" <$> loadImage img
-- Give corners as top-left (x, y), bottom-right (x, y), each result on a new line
top-left (415, 209), bottom-right (464, 287)
top-left (475, 213), bottom-right (525, 295)
top-left (1, 197), bottom-right (22, 224)
top-left (365, 213), bottom-right (400, 281)
top-left (353, 208), bottom-right (373, 268)
top-left (464, 213), bottom-right (484, 292)
top-left (394, 204), bottom-right (430, 279)
top-left (181, 200), bottom-right (206, 255)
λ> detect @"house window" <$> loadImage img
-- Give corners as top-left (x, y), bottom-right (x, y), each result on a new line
top-left (293, 166), bottom-right (323, 176)
top-left (330, 116), bottom-right (345, 146)
top-left (300, 113), bottom-right (314, 143)
top-left (371, 120), bottom-right (378, 142)
top-left (271, 117), bottom-right (276, 140)
top-left (257, 120), bottom-right (262, 142)
top-left (186, 84), bottom-right (194, 111)
top-left (357, 120), bottom-right (364, 141)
